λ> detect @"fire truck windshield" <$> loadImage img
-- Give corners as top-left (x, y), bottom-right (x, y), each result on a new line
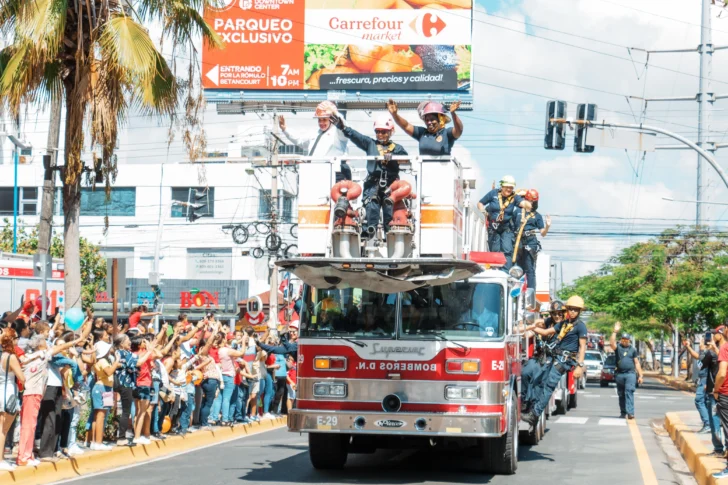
top-left (399, 282), bottom-right (505, 341)
top-left (300, 287), bottom-right (397, 339)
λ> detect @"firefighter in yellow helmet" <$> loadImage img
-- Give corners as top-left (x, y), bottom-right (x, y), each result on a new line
top-left (522, 295), bottom-right (588, 426)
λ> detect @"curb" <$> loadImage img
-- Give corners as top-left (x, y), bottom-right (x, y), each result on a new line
top-left (0, 418), bottom-right (287, 485)
top-left (664, 412), bottom-right (728, 485)
top-left (657, 375), bottom-right (696, 393)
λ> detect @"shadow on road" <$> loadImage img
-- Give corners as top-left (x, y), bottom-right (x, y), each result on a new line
top-left (239, 448), bottom-right (500, 484)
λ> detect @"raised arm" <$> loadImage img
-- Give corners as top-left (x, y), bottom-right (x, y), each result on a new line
top-left (609, 322), bottom-right (621, 352)
top-left (278, 115), bottom-right (309, 150)
top-left (682, 339), bottom-right (701, 360)
top-left (387, 99), bottom-right (415, 137)
top-left (450, 101), bottom-right (463, 139)
top-left (541, 215), bottom-right (551, 238)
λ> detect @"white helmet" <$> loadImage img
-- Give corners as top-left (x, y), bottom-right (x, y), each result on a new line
top-left (539, 302), bottom-right (550, 313)
top-left (500, 175), bottom-right (516, 188)
top-left (373, 115), bottom-right (395, 133)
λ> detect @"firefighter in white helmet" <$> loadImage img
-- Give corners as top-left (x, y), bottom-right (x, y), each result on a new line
top-left (477, 175), bottom-right (532, 270)
top-left (279, 101), bottom-right (351, 179)
top-left (333, 114), bottom-right (408, 238)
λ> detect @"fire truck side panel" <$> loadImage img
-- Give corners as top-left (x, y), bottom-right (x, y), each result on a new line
top-left (298, 163), bottom-right (333, 255)
top-left (420, 160), bottom-right (463, 257)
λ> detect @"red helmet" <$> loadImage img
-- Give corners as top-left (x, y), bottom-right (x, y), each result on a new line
top-left (525, 189), bottom-right (539, 202)
top-left (373, 115), bottom-right (395, 132)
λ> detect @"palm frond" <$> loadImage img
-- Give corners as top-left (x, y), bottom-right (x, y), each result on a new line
top-left (0, 0), bottom-right (23, 36)
top-left (132, 50), bottom-right (178, 116)
top-left (15, 0), bottom-right (67, 59)
top-left (165, 1), bottom-right (223, 50)
top-left (99, 15), bottom-right (160, 79)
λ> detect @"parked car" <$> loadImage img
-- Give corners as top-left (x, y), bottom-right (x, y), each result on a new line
top-left (584, 350), bottom-right (604, 381)
top-left (600, 353), bottom-right (616, 387)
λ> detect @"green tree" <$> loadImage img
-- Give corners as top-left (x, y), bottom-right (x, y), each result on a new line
top-left (0, 219), bottom-right (105, 310)
top-left (560, 227), bottom-right (728, 364)
top-left (0, 0), bottom-right (221, 311)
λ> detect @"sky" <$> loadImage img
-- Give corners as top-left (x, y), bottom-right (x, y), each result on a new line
top-left (12, 0), bottom-right (728, 287)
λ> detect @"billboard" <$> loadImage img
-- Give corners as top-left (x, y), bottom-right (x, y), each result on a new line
top-left (202, 0), bottom-right (472, 92)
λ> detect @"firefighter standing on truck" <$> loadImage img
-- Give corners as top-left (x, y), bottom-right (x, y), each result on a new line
top-left (386, 99), bottom-right (463, 155)
top-left (522, 295), bottom-right (588, 426)
top-left (610, 321), bottom-right (644, 419)
top-left (521, 300), bottom-right (566, 413)
top-left (477, 176), bottom-right (532, 270)
top-left (511, 189), bottom-right (551, 289)
top-left (333, 115), bottom-right (408, 239)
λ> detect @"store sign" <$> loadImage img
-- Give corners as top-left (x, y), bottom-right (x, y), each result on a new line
top-left (202, 0), bottom-right (473, 92)
top-left (187, 249), bottom-right (232, 280)
top-left (180, 291), bottom-right (220, 309)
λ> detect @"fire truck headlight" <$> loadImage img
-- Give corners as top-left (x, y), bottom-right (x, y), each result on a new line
top-left (313, 382), bottom-right (348, 398)
top-left (445, 386), bottom-right (480, 400)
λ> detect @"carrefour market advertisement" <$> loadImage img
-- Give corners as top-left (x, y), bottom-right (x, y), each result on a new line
top-left (202, 0), bottom-right (472, 92)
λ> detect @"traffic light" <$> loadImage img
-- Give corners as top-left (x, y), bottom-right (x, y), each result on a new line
top-left (574, 104), bottom-right (597, 153)
top-left (544, 100), bottom-right (566, 150)
top-left (187, 189), bottom-right (210, 222)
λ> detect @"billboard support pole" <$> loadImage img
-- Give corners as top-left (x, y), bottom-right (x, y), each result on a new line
top-left (112, 258), bottom-right (118, 336)
top-left (269, 115), bottom-right (279, 334)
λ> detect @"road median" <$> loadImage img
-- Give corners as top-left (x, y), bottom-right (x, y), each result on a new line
top-left (0, 418), bottom-right (287, 485)
top-left (654, 373), bottom-right (696, 393)
top-left (665, 412), bottom-right (727, 485)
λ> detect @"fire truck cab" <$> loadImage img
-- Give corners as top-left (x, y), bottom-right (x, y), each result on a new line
top-left (278, 155), bottom-right (542, 474)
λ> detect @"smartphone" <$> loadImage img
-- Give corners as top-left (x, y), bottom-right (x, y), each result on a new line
top-left (705, 332), bottom-right (712, 344)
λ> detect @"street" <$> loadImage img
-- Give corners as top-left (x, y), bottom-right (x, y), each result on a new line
top-left (60, 376), bottom-right (695, 485)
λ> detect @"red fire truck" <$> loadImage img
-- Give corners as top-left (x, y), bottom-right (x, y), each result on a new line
top-left (278, 155), bottom-right (566, 474)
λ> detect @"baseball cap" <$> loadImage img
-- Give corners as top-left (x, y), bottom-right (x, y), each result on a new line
top-left (94, 341), bottom-right (112, 360)
top-left (226, 332), bottom-right (235, 341)
top-left (620, 333), bottom-right (631, 340)
top-left (713, 325), bottom-right (727, 334)
top-left (289, 320), bottom-right (300, 330)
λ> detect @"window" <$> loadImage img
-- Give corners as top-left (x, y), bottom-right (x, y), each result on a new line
top-left (0, 187), bottom-right (39, 216)
top-left (259, 190), bottom-right (294, 222)
top-left (171, 187), bottom-right (214, 218)
top-left (80, 188), bottom-right (136, 216)
top-left (399, 282), bottom-right (505, 341)
top-left (300, 287), bottom-right (397, 339)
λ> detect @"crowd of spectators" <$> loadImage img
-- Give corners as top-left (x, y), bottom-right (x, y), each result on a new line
top-left (0, 304), bottom-right (298, 471)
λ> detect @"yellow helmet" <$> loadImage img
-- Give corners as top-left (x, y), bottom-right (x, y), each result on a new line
top-left (565, 295), bottom-right (585, 310)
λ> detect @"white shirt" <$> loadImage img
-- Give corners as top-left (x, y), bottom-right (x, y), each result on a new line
top-left (282, 125), bottom-right (348, 157)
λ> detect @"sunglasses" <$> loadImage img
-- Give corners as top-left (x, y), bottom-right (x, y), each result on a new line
top-left (566, 307), bottom-right (580, 312)
top-left (375, 129), bottom-right (390, 135)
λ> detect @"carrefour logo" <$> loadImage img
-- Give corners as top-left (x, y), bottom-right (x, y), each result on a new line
top-left (410, 12), bottom-right (447, 38)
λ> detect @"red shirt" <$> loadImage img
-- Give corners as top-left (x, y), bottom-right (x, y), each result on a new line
top-left (288, 366), bottom-right (297, 383)
top-left (128, 312), bottom-right (141, 329)
top-left (14, 346), bottom-right (25, 392)
top-left (718, 343), bottom-right (728, 395)
top-left (209, 347), bottom-right (220, 364)
top-left (136, 354), bottom-right (153, 387)
top-left (266, 354), bottom-right (276, 367)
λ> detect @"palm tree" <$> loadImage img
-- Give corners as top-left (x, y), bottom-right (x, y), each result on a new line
top-left (0, 0), bottom-right (221, 310)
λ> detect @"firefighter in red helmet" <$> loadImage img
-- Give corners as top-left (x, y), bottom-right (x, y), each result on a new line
top-left (512, 189), bottom-right (551, 289)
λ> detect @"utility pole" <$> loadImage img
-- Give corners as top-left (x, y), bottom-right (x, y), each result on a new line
top-left (635, 0), bottom-right (728, 225)
top-left (268, 116), bottom-right (279, 333)
top-left (697, 0), bottom-right (712, 225)
top-left (39, 97), bottom-right (62, 255)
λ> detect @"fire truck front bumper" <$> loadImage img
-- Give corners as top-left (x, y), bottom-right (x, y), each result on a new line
top-left (287, 409), bottom-right (504, 438)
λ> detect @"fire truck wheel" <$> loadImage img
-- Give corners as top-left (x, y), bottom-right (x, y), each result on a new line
top-left (539, 412), bottom-right (546, 438)
top-left (308, 433), bottom-right (348, 469)
top-left (482, 395), bottom-right (518, 474)
top-left (568, 391), bottom-right (577, 409)
top-left (555, 393), bottom-right (568, 416)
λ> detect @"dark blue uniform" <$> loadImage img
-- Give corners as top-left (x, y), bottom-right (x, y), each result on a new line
top-left (479, 189), bottom-right (524, 270)
top-left (615, 344), bottom-right (638, 416)
top-left (512, 209), bottom-right (545, 289)
top-left (341, 126), bottom-right (408, 236)
top-left (529, 318), bottom-right (587, 418)
top-left (411, 126), bottom-right (457, 156)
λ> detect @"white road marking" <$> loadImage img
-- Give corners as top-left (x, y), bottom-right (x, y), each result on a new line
top-left (599, 418), bottom-right (627, 426)
top-left (554, 417), bottom-right (589, 424)
top-left (637, 396), bottom-right (657, 400)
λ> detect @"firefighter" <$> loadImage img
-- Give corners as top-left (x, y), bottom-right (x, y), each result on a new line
top-left (519, 305), bottom-right (548, 413)
top-left (610, 322), bottom-right (644, 419)
top-left (522, 295), bottom-right (588, 426)
top-left (279, 101), bottom-right (351, 179)
top-left (512, 189), bottom-right (550, 289)
top-left (477, 176), bottom-right (532, 270)
top-left (386, 99), bottom-right (463, 156)
top-left (521, 300), bottom-right (565, 413)
top-left (333, 115), bottom-right (408, 238)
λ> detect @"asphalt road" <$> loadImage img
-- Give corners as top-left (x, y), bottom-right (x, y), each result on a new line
top-left (60, 376), bottom-right (695, 485)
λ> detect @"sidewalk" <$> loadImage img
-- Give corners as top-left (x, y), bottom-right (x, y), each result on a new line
top-left (645, 371), bottom-right (697, 393)
top-left (0, 418), bottom-right (286, 485)
top-left (665, 411), bottom-right (728, 485)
